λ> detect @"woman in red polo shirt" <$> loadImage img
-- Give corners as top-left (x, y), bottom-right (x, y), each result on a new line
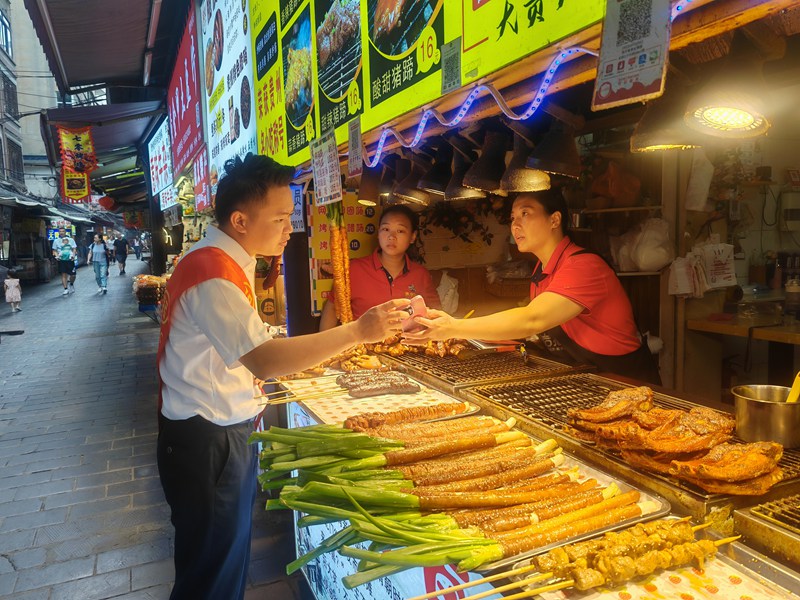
top-left (404, 189), bottom-right (660, 384)
top-left (320, 204), bottom-right (440, 330)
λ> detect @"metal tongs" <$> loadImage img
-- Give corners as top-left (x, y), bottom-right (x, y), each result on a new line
top-left (456, 342), bottom-right (524, 361)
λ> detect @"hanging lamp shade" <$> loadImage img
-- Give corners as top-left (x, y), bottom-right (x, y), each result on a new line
top-left (525, 123), bottom-right (581, 179)
top-left (377, 154), bottom-right (400, 202)
top-left (500, 133), bottom-right (551, 193)
top-left (418, 141), bottom-right (453, 196)
top-left (392, 155), bottom-right (431, 206)
top-left (443, 135), bottom-right (486, 201)
top-left (357, 164), bottom-right (382, 206)
top-left (631, 82), bottom-right (704, 152)
top-left (463, 129), bottom-right (509, 196)
top-left (684, 31), bottom-right (770, 139)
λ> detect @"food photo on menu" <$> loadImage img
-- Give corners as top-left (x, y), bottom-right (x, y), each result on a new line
top-left (283, 6), bottom-right (314, 128)
top-left (369, 0), bottom-right (437, 55)
top-left (315, 0), bottom-right (361, 100)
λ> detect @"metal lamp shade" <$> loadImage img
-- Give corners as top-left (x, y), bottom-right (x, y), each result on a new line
top-left (357, 164), bottom-right (382, 206)
top-left (684, 32), bottom-right (770, 139)
top-left (418, 143), bottom-right (453, 196)
top-left (445, 151), bottom-right (488, 201)
top-left (525, 126), bottom-right (581, 179)
top-left (463, 129), bottom-right (509, 196)
top-left (393, 156), bottom-right (431, 206)
top-left (631, 85), bottom-right (704, 152)
top-left (500, 133), bottom-right (551, 193)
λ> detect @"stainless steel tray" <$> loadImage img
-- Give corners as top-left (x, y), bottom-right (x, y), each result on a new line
top-left (478, 434), bottom-right (670, 572)
top-left (508, 516), bottom-right (800, 599)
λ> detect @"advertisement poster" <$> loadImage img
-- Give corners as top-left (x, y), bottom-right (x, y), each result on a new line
top-left (315, 0), bottom-right (363, 137)
top-left (193, 149), bottom-right (212, 212)
top-left (307, 191), bottom-right (378, 315)
top-left (461, 0), bottom-right (604, 84)
top-left (168, 5), bottom-right (205, 176)
top-left (200, 0), bottom-right (258, 196)
top-left (61, 170), bottom-right (90, 203)
top-left (592, 0), bottom-right (670, 110)
top-left (147, 118), bottom-right (174, 195)
top-left (282, 2), bottom-right (317, 159)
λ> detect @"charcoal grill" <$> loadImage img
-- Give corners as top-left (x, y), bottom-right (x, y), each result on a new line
top-left (461, 373), bottom-right (800, 518)
top-left (734, 493), bottom-right (800, 570)
top-left (380, 350), bottom-right (580, 394)
top-left (368, 0), bottom-right (437, 57)
top-left (318, 32), bottom-right (361, 99)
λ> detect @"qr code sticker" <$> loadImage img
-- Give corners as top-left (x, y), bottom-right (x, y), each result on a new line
top-left (441, 38), bottom-right (462, 95)
top-left (617, 0), bottom-right (652, 46)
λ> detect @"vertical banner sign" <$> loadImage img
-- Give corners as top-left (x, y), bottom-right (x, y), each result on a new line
top-left (200, 0), bottom-right (258, 197)
top-left (290, 183), bottom-right (305, 232)
top-left (347, 117), bottom-right (362, 177)
top-left (61, 170), bottom-right (90, 203)
top-left (193, 149), bottom-right (212, 212)
top-left (309, 128), bottom-right (342, 206)
top-left (252, 6), bottom-right (285, 160)
top-left (461, 0), bottom-right (604, 84)
top-left (315, 0), bottom-right (363, 139)
top-left (57, 126), bottom-right (98, 173)
top-left (167, 5), bottom-right (205, 175)
top-left (282, 2), bottom-right (317, 160)
top-left (592, 0), bottom-right (671, 110)
top-left (307, 191), bottom-right (378, 315)
top-left (147, 118), bottom-right (174, 195)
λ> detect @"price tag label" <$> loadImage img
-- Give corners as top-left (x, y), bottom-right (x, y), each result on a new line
top-left (347, 117), bottom-right (363, 177)
top-left (416, 26), bottom-right (440, 75)
top-left (441, 37), bottom-right (462, 96)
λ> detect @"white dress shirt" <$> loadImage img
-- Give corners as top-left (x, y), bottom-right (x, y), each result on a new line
top-left (159, 226), bottom-right (273, 425)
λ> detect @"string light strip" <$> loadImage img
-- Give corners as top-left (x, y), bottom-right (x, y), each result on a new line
top-left (363, 0), bottom-right (697, 168)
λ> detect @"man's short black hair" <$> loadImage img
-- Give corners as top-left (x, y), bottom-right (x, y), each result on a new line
top-left (215, 153), bottom-right (295, 226)
top-left (379, 204), bottom-right (419, 232)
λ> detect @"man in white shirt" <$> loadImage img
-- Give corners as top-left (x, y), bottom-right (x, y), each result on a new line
top-left (157, 153), bottom-right (409, 600)
top-left (51, 228), bottom-right (77, 295)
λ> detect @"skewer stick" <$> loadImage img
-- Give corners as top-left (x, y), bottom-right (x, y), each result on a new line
top-left (714, 535), bottom-right (741, 546)
top-left (405, 566), bottom-right (549, 600)
top-left (692, 522), bottom-right (713, 532)
top-left (456, 572), bottom-right (555, 600)
top-left (501, 578), bottom-right (575, 600)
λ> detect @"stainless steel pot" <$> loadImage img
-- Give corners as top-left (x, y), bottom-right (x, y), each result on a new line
top-left (732, 385), bottom-right (800, 448)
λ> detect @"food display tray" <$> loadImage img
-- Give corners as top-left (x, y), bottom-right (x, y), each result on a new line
top-left (479, 434), bottom-right (670, 573)
top-left (275, 373), bottom-right (479, 425)
top-left (509, 518), bottom-right (800, 600)
top-left (460, 373), bottom-right (800, 519)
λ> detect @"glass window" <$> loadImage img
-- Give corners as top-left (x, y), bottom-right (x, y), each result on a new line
top-left (0, 13), bottom-right (11, 58)
top-left (7, 139), bottom-right (23, 183)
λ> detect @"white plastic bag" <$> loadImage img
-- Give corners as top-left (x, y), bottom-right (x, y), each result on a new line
top-left (436, 270), bottom-right (459, 314)
top-left (631, 218), bottom-right (674, 272)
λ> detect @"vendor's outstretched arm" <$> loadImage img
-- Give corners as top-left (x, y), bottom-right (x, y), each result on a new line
top-left (318, 290), bottom-right (339, 331)
top-left (241, 298), bottom-right (410, 379)
top-left (403, 292), bottom-right (584, 342)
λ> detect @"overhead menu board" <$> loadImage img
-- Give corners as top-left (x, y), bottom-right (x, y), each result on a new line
top-left (200, 0), bottom-right (258, 196)
top-left (147, 118), bottom-right (173, 195)
top-left (248, 0), bottom-right (605, 167)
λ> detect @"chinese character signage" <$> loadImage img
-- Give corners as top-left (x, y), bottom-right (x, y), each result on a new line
top-left (592, 0), bottom-right (670, 110)
top-left (200, 0), bottom-right (258, 197)
top-left (57, 126), bottom-right (98, 174)
top-left (309, 129), bottom-right (342, 206)
top-left (168, 5), bottom-right (205, 175)
top-left (147, 118), bottom-right (174, 195)
top-left (61, 170), bottom-right (90, 203)
top-left (159, 186), bottom-right (179, 211)
top-left (290, 184), bottom-right (305, 232)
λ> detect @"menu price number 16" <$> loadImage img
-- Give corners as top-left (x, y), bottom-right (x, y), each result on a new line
top-left (416, 26), bottom-right (440, 74)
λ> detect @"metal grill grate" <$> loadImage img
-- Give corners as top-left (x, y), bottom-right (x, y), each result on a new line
top-left (387, 351), bottom-right (575, 388)
top-left (467, 374), bottom-right (800, 485)
top-left (751, 493), bottom-right (800, 536)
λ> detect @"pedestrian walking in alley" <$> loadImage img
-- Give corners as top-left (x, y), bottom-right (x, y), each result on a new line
top-left (87, 233), bottom-right (110, 293)
top-left (4, 271), bottom-right (21, 312)
top-left (156, 153), bottom-right (408, 600)
top-left (133, 235), bottom-right (142, 259)
top-left (113, 233), bottom-right (130, 275)
top-left (52, 227), bottom-right (77, 295)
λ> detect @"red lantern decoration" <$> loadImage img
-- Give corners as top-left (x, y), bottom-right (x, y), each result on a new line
top-left (98, 196), bottom-right (117, 211)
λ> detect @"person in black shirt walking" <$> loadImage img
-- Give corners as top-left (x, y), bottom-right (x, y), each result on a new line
top-left (113, 234), bottom-right (130, 275)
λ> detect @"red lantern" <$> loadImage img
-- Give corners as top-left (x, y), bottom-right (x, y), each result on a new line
top-left (98, 196), bottom-right (117, 211)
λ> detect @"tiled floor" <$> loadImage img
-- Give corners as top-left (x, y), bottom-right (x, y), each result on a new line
top-left (0, 259), bottom-right (313, 599)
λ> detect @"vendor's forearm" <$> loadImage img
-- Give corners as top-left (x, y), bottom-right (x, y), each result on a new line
top-left (443, 306), bottom-right (545, 340)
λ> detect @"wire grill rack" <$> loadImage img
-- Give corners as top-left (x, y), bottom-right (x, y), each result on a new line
top-left (750, 493), bottom-right (800, 536)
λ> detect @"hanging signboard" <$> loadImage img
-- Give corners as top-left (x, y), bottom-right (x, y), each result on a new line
top-left (61, 170), bottom-right (90, 203)
top-left (57, 126), bottom-right (99, 173)
top-left (309, 128), bottom-right (342, 206)
top-left (147, 118), bottom-right (174, 195)
top-left (290, 184), bottom-right (305, 232)
top-left (193, 149), bottom-right (212, 212)
top-left (200, 0), bottom-right (258, 196)
top-left (159, 186), bottom-right (179, 211)
top-left (347, 117), bottom-right (363, 177)
top-left (592, 0), bottom-right (671, 110)
top-left (168, 5), bottom-right (205, 175)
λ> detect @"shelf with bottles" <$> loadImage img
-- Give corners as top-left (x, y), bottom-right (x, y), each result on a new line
top-left (580, 205), bottom-right (663, 215)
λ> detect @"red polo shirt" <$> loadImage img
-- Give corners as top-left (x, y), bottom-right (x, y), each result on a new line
top-left (530, 237), bottom-right (641, 356)
top-left (347, 248), bottom-right (440, 319)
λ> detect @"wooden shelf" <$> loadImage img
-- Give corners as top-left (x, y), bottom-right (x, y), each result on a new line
top-left (740, 180), bottom-right (776, 188)
top-left (581, 206), bottom-right (662, 215)
top-left (616, 271), bottom-right (661, 277)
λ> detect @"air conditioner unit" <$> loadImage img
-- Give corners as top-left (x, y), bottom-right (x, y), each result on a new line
top-left (782, 191), bottom-right (800, 231)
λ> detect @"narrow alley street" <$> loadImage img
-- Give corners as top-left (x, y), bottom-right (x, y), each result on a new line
top-left (0, 260), bottom-right (311, 599)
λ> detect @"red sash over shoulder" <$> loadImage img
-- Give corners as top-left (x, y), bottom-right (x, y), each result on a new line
top-left (157, 247), bottom-right (256, 415)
